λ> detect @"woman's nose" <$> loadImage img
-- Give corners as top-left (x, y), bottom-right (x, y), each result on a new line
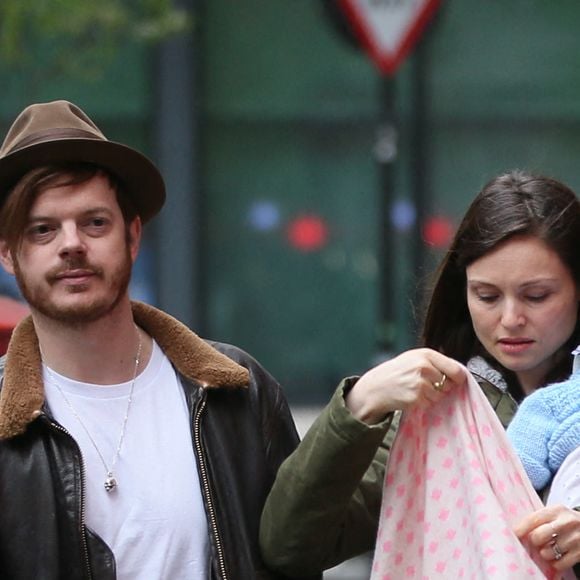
top-left (500, 300), bottom-right (525, 328)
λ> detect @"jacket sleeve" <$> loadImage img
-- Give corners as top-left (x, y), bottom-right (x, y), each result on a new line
top-left (259, 378), bottom-right (395, 577)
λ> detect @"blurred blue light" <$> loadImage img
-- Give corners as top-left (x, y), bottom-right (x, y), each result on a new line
top-left (390, 199), bottom-right (416, 232)
top-left (248, 200), bottom-right (281, 232)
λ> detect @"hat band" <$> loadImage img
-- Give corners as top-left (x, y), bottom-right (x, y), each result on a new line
top-left (7, 127), bottom-right (106, 155)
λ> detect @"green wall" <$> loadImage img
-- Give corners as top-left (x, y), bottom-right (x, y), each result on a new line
top-left (201, 0), bottom-right (580, 403)
top-left (201, 1), bottom-right (381, 400)
top-left (4, 1), bottom-right (580, 404)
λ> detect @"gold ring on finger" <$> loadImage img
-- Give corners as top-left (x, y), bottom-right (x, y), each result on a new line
top-left (433, 373), bottom-right (447, 392)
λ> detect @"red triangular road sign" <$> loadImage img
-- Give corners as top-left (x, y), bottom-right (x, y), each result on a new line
top-left (338, 0), bottom-right (441, 75)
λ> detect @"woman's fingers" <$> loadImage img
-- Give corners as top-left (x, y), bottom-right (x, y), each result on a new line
top-left (347, 348), bottom-right (467, 422)
top-left (515, 505), bottom-right (580, 570)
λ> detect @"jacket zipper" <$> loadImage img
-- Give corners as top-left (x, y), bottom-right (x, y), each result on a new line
top-left (192, 395), bottom-right (229, 580)
top-left (44, 414), bottom-right (93, 580)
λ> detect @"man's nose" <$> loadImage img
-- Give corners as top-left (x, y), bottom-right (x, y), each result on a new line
top-left (58, 224), bottom-right (86, 257)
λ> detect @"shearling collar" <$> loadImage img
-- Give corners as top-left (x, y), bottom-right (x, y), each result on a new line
top-left (466, 356), bottom-right (508, 393)
top-left (0, 301), bottom-right (249, 440)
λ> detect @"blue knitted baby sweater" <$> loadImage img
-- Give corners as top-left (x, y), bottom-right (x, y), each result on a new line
top-left (506, 373), bottom-right (580, 491)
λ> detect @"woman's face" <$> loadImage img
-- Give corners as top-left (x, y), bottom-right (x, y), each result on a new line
top-left (466, 235), bottom-right (579, 394)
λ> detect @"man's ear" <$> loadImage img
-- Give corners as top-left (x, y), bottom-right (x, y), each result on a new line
top-left (128, 217), bottom-right (142, 263)
top-left (0, 241), bottom-right (15, 275)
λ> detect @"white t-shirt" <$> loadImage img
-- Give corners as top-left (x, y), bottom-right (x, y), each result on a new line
top-left (44, 340), bottom-right (209, 579)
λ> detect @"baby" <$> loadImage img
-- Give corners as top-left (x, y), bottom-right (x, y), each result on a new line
top-left (506, 352), bottom-right (580, 501)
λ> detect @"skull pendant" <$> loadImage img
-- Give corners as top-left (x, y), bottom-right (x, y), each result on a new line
top-left (104, 474), bottom-right (117, 492)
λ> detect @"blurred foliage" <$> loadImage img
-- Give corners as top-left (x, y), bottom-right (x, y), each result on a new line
top-left (0, 0), bottom-right (191, 81)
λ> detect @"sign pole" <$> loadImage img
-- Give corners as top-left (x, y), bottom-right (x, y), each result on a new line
top-left (376, 77), bottom-right (397, 356)
top-left (332, 0), bottom-right (442, 354)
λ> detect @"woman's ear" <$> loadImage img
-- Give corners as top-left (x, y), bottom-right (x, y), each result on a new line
top-left (0, 241), bottom-right (15, 275)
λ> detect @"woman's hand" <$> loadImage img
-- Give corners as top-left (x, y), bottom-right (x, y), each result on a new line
top-left (514, 504), bottom-right (580, 572)
top-left (345, 348), bottom-right (467, 424)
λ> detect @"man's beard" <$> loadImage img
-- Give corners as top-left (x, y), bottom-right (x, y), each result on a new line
top-left (13, 248), bottom-right (132, 327)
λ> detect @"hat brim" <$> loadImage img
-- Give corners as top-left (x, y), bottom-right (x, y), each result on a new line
top-left (0, 138), bottom-right (166, 223)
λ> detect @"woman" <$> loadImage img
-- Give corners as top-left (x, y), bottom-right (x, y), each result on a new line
top-left (260, 170), bottom-right (580, 577)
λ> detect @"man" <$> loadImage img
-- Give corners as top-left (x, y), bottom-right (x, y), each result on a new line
top-left (0, 100), bottom-right (311, 580)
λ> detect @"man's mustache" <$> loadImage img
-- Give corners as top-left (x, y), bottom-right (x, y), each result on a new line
top-left (46, 259), bottom-right (104, 282)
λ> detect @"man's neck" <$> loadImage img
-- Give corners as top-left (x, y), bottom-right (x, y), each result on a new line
top-left (33, 300), bottom-right (152, 384)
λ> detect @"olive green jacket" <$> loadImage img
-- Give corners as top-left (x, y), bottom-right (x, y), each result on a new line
top-left (260, 369), bottom-right (534, 578)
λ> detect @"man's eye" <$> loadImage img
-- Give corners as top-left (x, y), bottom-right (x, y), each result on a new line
top-left (83, 217), bottom-right (110, 233)
top-left (88, 216), bottom-right (110, 227)
top-left (27, 224), bottom-right (54, 240)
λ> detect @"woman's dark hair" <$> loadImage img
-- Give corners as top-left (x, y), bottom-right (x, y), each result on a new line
top-left (421, 170), bottom-right (580, 395)
top-left (0, 162), bottom-right (138, 252)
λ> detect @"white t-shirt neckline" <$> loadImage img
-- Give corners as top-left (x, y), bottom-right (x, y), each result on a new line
top-left (43, 340), bottom-right (209, 579)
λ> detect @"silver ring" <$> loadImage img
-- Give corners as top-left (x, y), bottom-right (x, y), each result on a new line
top-left (552, 540), bottom-right (563, 561)
top-left (433, 373), bottom-right (447, 392)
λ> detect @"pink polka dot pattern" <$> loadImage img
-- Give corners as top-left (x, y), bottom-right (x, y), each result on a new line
top-left (370, 370), bottom-right (556, 580)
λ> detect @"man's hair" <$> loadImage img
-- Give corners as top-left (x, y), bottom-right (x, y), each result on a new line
top-left (0, 163), bottom-right (138, 252)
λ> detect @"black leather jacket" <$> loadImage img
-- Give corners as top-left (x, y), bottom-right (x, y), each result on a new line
top-left (0, 301), bottom-right (310, 580)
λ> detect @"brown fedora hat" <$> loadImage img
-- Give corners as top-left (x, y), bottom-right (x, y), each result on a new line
top-left (0, 100), bottom-right (165, 223)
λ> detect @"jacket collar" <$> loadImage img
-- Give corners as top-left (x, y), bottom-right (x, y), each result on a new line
top-left (0, 301), bottom-right (249, 440)
top-left (466, 355), bottom-right (509, 393)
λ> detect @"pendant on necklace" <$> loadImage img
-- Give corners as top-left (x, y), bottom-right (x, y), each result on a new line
top-left (104, 473), bottom-right (118, 492)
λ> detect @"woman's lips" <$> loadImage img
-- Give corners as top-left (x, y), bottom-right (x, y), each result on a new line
top-left (497, 338), bottom-right (534, 354)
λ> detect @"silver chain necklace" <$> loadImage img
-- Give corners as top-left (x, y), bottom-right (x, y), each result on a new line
top-left (43, 328), bottom-right (143, 493)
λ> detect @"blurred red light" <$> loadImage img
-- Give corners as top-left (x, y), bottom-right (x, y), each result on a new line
top-left (422, 216), bottom-right (454, 248)
top-left (287, 215), bottom-right (329, 252)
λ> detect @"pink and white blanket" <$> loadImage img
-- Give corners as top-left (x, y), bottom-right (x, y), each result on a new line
top-left (371, 369), bottom-right (558, 579)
